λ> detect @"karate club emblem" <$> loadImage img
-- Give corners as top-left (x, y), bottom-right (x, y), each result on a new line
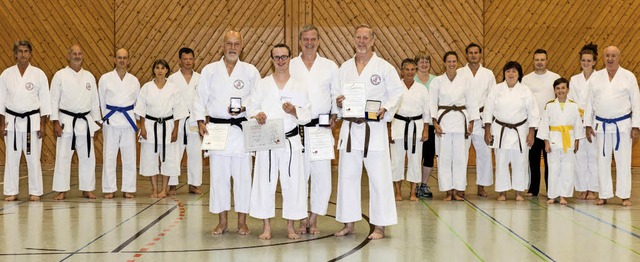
top-left (25, 82), bottom-right (34, 90)
top-left (233, 79), bottom-right (245, 90)
top-left (370, 74), bottom-right (381, 85)
top-left (85, 83), bottom-right (91, 90)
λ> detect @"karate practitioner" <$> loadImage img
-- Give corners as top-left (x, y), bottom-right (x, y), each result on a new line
top-left (522, 49), bottom-right (560, 197)
top-left (390, 58), bottom-right (429, 202)
top-left (333, 25), bottom-right (402, 240)
top-left (568, 43), bottom-right (599, 200)
top-left (168, 47), bottom-right (203, 196)
top-left (99, 48), bottom-right (140, 199)
top-left (248, 44), bottom-right (311, 240)
top-left (484, 61), bottom-right (539, 201)
top-left (0, 40), bottom-right (51, 201)
top-left (289, 24), bottom-right (339, 235)
top-left (537, 78), bottom-right (583, 205)
top-left (134, 59), bottom-right (188, 198)
top-left (585, 46), bottom-right (640, 206)
top-left (195, 31), bottom-right (260, 235)
top-left (51, 45), bottom-right (101, 200)
top-left (459, 43), bottom-right (496, 197)
top-left (414, 52), bottom-right (437, 199)
top-left (430, 51), bottom-right (478, 201)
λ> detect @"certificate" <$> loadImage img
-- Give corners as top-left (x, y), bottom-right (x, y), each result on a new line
top-left (342, 82), bottom-right (366, 118)
top-left (242, 118), bottom-right (286, 151)
top-left (201, 123), bottom-right (230, 151)
top-left (307, 127), bottom-right (335, 161)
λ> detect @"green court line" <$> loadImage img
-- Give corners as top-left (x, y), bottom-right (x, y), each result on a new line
top-left (419, 199), bottom-right (485, 262)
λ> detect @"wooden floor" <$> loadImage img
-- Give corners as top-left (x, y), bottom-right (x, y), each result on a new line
top-left (1, 166), bottom-right (640, 262)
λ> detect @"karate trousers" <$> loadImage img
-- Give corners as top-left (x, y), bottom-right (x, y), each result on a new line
top-left (391, 138), bottom-right (422, 183)
top-left (169, 120), bottom-right (202, 186)
top-left (52, 135), bottom-right (96, 192)
top-left (596, 132), bottom-right (631, 199)
top-left (437, 133), bottom-right (467, 191)
top-left (140, 142), bottom-right (180, 177)
top-left (4, 131), bottom-right (43, 196)
top-left (302, 127), bottom-right (332, 216)
top-left (209, 154), bottom-right (252, 214)
top-left (466, 121), bottom-right (494, 186)
top-left (547, 149), bottom-right (575, 198)
top-left (574, 137), bottom-right (599, 192)
top-left (495, 148), bottom-right (529, 192)
top-left (102, 125), bottom-right (137, 193)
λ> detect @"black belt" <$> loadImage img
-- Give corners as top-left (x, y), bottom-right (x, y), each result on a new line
top-left (298, 118), bottom-right (320, 153)
top-left (343, 117), bottom-right (371, 158)
top-left (437, 105), bottom-right (469, 138)
top-left (494, 118), bottom-right (527, 153)
top-left (5, 108), bottom-right (39, 155)
top-left (182, 116), bottom-right (189, 145)
top-left (59, 109), bottom-right (91, 158)
top-left (145, 114), bottom-right (174, 162)
top-left (209, 117), bottom-right (247, 130)
top-left (268, 127), bottom-right (299, 183)
top-left (394, 114), bottom-right (422, 154)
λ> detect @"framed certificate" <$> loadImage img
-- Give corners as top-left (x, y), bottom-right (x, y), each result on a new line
top-left (242, 118), bottom-right (286, 151)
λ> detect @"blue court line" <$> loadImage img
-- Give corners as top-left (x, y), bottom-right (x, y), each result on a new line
top-left (564, 204), bottom-right (640, 238)
top-left (463, 198), bottom-right (555, 261)
top-left (419, 199), bottom-right (485, 261)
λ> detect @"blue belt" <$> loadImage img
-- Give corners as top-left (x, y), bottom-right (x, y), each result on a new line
top-left (102, 104), bottom-right (138, 132)
top-left (595, 113), bottom-right (631, 156)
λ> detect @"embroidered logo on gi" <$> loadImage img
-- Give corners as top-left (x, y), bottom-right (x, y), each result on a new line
top-left (25, 82), bottom-right (34, 90)
top-left (233, 80), bottom-right (245, 89)
top-left (370, 74), bottom-right (381, 85)
top-left (86, 83), bottom-right (91, 90)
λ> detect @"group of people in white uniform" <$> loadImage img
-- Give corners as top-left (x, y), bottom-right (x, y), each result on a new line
top-left (1, 24), bottom-right (638, 242)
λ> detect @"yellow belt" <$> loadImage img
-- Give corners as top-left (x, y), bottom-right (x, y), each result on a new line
top-left (549, 125), bottom-right (573, 153)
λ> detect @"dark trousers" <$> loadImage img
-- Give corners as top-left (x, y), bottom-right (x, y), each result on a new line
top-left (528, 133), bottom-right (548, 196)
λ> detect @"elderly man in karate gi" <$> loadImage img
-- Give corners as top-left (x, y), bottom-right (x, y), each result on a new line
top-left (289, 24), bottom-right (339, 235)
top-left (168, 47), bottom-right (203, 196)
top-left (50, 45), bottom-right (101, 200)
top-left (195, 31), bottom-right (260, 235)
top-left (0, 40), bottom-right (51, 201)
top-left (99, 48), bottom-right (140, 199)
top-left (585, 46), bottom-right (640, 206)
top-left (333, 24), bottom-right (403, 240)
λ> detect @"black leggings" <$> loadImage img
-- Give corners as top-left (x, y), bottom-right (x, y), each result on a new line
top-left (422, 125), bottom-right (436, 167)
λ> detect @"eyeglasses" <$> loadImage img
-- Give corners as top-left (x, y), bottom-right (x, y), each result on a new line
top-left (272, 55), bottom-right (289, 61)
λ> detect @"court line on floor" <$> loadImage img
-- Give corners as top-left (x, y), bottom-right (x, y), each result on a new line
top-left (419, 199), bottom-right (485, 261)
top-left (462, 198), bottom-right (555, 261)
top-left (0, 184), bottom-right (75, 213)
top-left (59, 184), bottom-right (187, 261)
top-left (563, 203), bottom-right (640, 237)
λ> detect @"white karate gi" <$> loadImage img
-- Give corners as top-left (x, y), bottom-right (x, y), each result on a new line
top-left (194, 58), bottom-right (260, 214)
top-left (537, 99), bottom-right (584, 198)
top-left (568, 72), bottom-right (599, 192)
top-left (458, 64), bottom-right (496, 186)
top-left (290, 53), bottom-right (338, 216)
top-left (584, 67), bottom-right (640, 199)
top-left (248, 75), bottom-right (311, 220)
top-left (98, 70), bottom-right (140, 193)
top-left (390, 81), bottom-right (429, 183)
top-left (134, 80), bottom-right (188, 177)
top-left (0, 64), bottom-right (51, 196)
top-left (331, 53), bottom-right (401, 226)
top-left (429, 72), bottom-right (479, 192)
top-left (168, 70), bottom-right (203, 187)
top-left (50, 66), bottom-right (101, 192)
top-left (484, 82), bottom-right (539, 192)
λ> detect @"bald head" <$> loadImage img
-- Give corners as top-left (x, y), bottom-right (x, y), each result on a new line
top-left (223, 30), bottom-right (243, 63)
top-left (114, 48), bottom-right (130, 71)
top-left (604, 46), bottom-right (621, 71)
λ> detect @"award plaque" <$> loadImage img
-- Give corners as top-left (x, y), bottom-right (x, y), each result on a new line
top-left (318, 114), bottom-right (330, 127)
top-left (229, 97), bottom-right (242, 114)
top-left (365, 100), bottom-right (382, 121)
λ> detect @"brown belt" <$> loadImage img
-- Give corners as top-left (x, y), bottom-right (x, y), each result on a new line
top-left (343, 117), bottom-right (371, 158)
top-left (437, 105), bottom-right (469, 138)
top-left (494, 118), bottom-right (527, 153)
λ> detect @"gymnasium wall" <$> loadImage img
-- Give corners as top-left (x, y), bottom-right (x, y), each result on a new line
top-left (1, 0), bottom-right (639, 165)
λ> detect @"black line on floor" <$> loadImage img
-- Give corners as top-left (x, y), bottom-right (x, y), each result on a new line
top-left (328, 214), bottom-right (373, 262)
top-left (24, 247), bottom-right (66, 252)
top-left (110, 205), bottom-right (178, 253)
top-left (0, 251), bottom-right (109, 256)
top-left (0, 185), bottom-right (72, 213)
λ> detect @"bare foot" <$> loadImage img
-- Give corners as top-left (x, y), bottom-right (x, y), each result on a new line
top-left (525, 192), bottom-right (534, 197)
top-left (29, 195), bottom-right (41, 201)
top-left (477, 187), bottom-right (488, 197)
top-left (515, 193), bottom-right (525, 201)
top-left (309, 225), bottom-right (320, 235)
top-left (238, 223), bottom-right (250, 235)
top-left (546, 199), bottom-right (555, 204)
top-left (395, 194), bottom-right (403, 201)
top-left (297, 219), bottom-right (308, 234)
top-left (409, 194), bottom-right (418, 202)
top-left (559, 197), bottom-right (568, 205)
top-left (443, 194), bottom-right (452, 201)
top-left (4, 195), bottom-right (18, 201)
top-left (149, 193), bottom-right (159, 198)
top-left (578, 192), bottom-right (588, 200)
top-left (457, 191), bottom-right (465, 198)
top-left (497, 194), bottom-right (507, 201)
top-left (259, 231), bottom-right (272, 240)
top-left (622, 199), bottom-right (632, 206)
top-left (123, 192), bottom-right (135, 198)
top-left (189, 185), bottom-right (203, 195)
top-left (83, 191), bottom-right (97, 199)
top-left (104, 193), bottom-right (114, 199)
top-left (53, 192), bottom-right (66, 200)
top-left (334, 224), bottom-right (355, 237)
top-left (168, 186), bottom-right (177, 196)
top-left (157, 191), bottom-right (167, 198)
top-left (586, 192), bottom-right (597, 200)
top-left (287, 229), bottom-right (301, 240)
top-left (453, 193), bottom-right (464, 201)
top-left (595, 199), bottom-right (607, 205)
top-left (367, 226), bottom-right (385, 240)
top-left (212, 223), bottom-right (228, 235)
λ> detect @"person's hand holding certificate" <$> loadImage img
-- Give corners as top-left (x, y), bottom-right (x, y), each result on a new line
top-left (341, 82), bottom-right (366, 118)
top-left (201, 123), bottom-right (230, 151)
